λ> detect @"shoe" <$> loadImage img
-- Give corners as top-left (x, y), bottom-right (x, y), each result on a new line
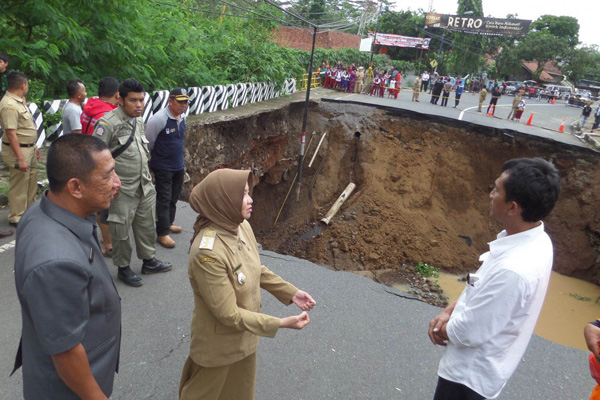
top-left (0, 229), bottom-right (14, 238)
top-left (9, 221), bottom-right (18, 227)
top-left (117, 266), bottom-right (143, 287)
top-left (157, 235), bottom-right (176, 248)
top-left (170, 225), bottom-right (182, 234)
top-left (141, 258), bottom-right (173, 274)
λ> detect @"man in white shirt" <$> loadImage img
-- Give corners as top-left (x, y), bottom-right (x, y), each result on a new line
top-left (62, 79), bottom-right (86, 134)
top-left (428, 158), bottom-right (560, 400)
top-left (421, 71), bottom-right (430, 92)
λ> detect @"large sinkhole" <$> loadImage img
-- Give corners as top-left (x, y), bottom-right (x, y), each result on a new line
top-left (183, 99), bottom-right (600, 287)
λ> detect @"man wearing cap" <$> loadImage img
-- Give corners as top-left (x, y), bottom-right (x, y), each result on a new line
top-left (145, 88), bottom-right (189, 248)
top-left (0, 72), bottom-right (39, 233)
top-left (94, 78), bottom-right (172, 287)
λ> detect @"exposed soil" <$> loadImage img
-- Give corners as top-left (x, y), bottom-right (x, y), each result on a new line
top-left (187, 96), bottom-right (600, 304)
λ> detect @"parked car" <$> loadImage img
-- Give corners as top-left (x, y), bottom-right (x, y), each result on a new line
top-left (543, 85), bottom-right (572, 99)
top-left (578, 89), bottom-right (592, 99)
top-left (505, 81), bottom-right (525, 95)
top-left (567, 94), bottom-right (593, 107)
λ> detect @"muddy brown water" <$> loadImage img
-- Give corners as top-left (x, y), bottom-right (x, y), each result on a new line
top-left (433, 271), bottom-right (600, 351)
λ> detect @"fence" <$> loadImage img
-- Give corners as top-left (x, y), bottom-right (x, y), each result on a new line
top-left (300, 72), bottom-right (321, 90)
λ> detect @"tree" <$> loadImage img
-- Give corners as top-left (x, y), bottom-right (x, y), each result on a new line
top-left (530, 15), bottom-right (579, 46)
top-left (0, 0), bottom-right (306, 99)
top-left (516, 31), bottom-right (568, 79)
top-left (562, 46), bottom-right (600, 83)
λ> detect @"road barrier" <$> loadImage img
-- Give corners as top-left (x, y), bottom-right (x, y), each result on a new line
top-left (300, 72), bottom-right (321, 90)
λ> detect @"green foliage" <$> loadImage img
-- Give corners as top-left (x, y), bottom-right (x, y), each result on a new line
top-left (0, 0), bottom-right (310, 99)
top-left (569, 293), bottom-right (591, 302)
top-left (415, 262), bottom-right (439, 278)
top-left (530, 15), bottom-right (579, 46)
top-left (0, 182), bottom-right (8, 197)
top-left (560, 46), bottom-right (600, 83)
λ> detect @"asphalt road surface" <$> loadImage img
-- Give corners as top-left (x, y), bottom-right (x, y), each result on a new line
top-left (0, 200), bottom-right (594, 399)
top-left (320, 85), bottom-right (594, 151)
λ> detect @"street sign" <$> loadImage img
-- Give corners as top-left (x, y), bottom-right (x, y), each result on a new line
top-left (430, 59), bottom-right (438, 68)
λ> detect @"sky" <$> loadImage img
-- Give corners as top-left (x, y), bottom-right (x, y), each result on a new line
top-left (390, 0), bottom-right (598, 48)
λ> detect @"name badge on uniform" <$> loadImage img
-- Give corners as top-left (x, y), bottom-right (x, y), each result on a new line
top-left (237, 272), bottom-right (246, 285)
top-left (199, 230), bottom-right (216, 250)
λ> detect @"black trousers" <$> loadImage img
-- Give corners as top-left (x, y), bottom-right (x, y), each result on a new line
top-left (152, 168), bottom-right (184, 236)
top-left (421, 80), bottom-right (429, 92)
top-left (455, 93), bottom-right (462, 106)
top-left (441, 92), bottom-right (450, 106)
top-left (433, 377), bottom-right (486, 400)
top-left (487, 97), bottom-right (499, 114)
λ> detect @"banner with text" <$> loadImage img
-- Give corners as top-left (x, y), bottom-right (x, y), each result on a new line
top-left (425, 13), bottom-right (531, 36)
top-left (368, 32), bottom-right (431, 49)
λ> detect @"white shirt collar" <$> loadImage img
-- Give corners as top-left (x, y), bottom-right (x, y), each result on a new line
top-left (489, 221), bottom-right (545, 258)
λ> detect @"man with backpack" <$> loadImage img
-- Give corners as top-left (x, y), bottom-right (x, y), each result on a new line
top-left (94, 78), bottom-right (172, 287)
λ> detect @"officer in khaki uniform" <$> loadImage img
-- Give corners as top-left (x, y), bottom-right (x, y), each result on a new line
top-left (94, 78), bottom-right (171, 287)
top-left (478, 87), bottom-right (488, 112)
top-left (180, 169), bottom-right (315, 400)
top-left (0, 72), bottom-right (39, 226)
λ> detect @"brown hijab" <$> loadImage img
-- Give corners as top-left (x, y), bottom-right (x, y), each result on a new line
top-left (189, 169), bottom-right (254, 245)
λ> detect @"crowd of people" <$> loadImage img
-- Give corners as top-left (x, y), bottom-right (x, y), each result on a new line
top-left (317, 60), bottom-right (404, 98)
top-left (1, 50), bottom-right (599, 400)
top-left (316, 63), bottom-right (589, 127)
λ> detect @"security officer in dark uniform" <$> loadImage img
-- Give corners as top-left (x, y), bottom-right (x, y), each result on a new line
top-left (94, 78), bottom-right (172, 287)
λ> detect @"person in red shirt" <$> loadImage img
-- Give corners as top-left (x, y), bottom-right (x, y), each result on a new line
top-left (80, 77), bottom-right (120, 257)
top-left (586, 318), bottom-right (600, 400)
top-left (80, 77), bottom-right (119, 135)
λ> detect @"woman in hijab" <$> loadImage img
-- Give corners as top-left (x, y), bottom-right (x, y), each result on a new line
top-left (180, 168), bottom-right (316, 400)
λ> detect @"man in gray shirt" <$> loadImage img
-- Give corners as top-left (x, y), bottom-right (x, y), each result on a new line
top-left (12, 134), bottom-right (122, 399)
top-left (62, 79), bottom-right (86, 134)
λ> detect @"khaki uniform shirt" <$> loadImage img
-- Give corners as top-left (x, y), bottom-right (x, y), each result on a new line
top-left (0, 92), bottom-right (37, 145)
top-left (512, 94), bottom-right (522, 109)
top-left (413, 78), bottom-right (422, 91)
top-left (93, 106), bottom-right (153, 197)
top-left (188, 220), bottom-right (298, 368)
top-left (479, 89), bottom-right (488, 102)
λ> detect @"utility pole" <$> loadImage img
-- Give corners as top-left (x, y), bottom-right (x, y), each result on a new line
top-left (369, 2), bottom-right (383, 67)
top-left (262, 0), bottom-right (318, 201)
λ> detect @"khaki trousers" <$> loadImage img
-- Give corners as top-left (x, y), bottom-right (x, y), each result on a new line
top-left (108, 185), bottom-right (156, 267)
top-left (179, 353), bottom-right (257, 400)
top-left (1, 146), bottom-right (37, 223)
